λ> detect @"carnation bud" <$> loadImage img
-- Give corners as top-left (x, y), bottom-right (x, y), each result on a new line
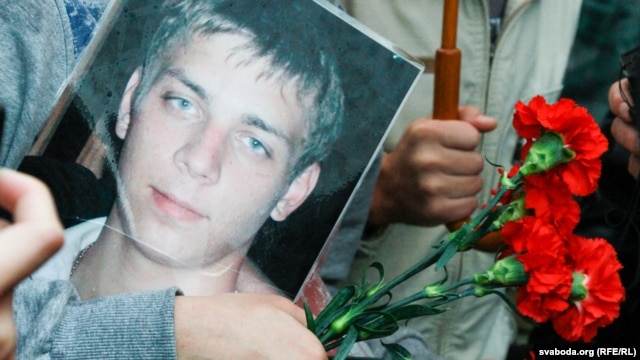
top-left (492, 196), bottom-right (526, 229)
top-left (423, 284), bottom-right (445, 298)
top-left (473, 255), bottom-right (528, 287)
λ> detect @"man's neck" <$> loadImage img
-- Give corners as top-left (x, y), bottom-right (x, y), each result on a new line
top-left (70, 207), bottom-right (245, 299)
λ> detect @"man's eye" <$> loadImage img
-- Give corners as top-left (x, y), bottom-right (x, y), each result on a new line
top-left (242, 136), bottom-right (270, 157)
top-left (172, 98), bottom-right (193, 110)
top-left (163, 96), bottom-right (197, 115)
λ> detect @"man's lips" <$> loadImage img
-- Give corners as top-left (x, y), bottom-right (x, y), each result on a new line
top-left (151, 187), bottom-right (207, 222)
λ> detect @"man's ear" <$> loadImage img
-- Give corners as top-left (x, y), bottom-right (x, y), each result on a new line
top-left (270, 163), bottom-right (321, 221)
top-left (115, 67), bottom-right (143, 140)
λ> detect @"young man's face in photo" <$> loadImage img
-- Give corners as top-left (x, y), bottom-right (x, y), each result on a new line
top-left (113, 32), bottom-right (319, 266)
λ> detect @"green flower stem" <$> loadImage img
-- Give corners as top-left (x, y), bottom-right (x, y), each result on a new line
top-left (324, 282), bottom-right (483, 352)
top-left (370, 172), bottom-right (521, 303)
top-left (317, 171), bottom-right (525, 353)
top-left (319, 246), bottom-right (447, 343)
top-left (382, 278), bottom-right (476, 314)
top-left (427, 286), bottom-right (477, 305)
top-left (468, 172), bottom-right (522, 229)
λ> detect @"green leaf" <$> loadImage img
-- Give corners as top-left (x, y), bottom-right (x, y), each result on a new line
top-left (333, 326), bottom-right (359, 360)
top-left (366, 292), bottom-right (393, 312)
top-left (362, 262), bottom-right (386, 299)
top-left (369, 262), bottom-right (385, 281)
top-left (353, 311), bottom-right (399, 339)
top-left (381, 342), bottom-right (412, 360)
top-left (303, 301), bottom-right (315, 333)
top-left (436, 243), bottom-right (459, 270)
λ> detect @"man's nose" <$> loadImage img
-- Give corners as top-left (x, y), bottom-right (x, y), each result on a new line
top-left (174, 125), bottom-right (223, 184)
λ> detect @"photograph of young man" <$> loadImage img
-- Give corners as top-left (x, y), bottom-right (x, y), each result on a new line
top-left (35, 0), bottom-right (344, 299)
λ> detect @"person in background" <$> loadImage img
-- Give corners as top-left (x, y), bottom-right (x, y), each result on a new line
top-left (611, 78), bottom-right (640, 179)
top-left (338, 1), bottom-right (582, 359)
top-left (522, 1), bottom-right (640, 351)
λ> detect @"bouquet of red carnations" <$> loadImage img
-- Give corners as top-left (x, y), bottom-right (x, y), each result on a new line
top-left (306, 96), bottom-right (625, 360)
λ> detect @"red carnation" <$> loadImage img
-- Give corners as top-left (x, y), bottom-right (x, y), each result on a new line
top-left (523, 173), bottom-right (580, 234)
top-left (501, 217), bottom-right (573, 322)
top-left (550, 237), bottom-right (625, 342)
top-left (514, 245), bottom-right (573, 323)
top-left (513, 96), bottom-right (608, 196)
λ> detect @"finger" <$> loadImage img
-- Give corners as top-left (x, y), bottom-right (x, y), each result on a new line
top-left (431, 121), bottom-right (482, 151)
top-left (418, 173), bottom-right (483, 199)
top-left (457, 105), bottom-right (482, 120)
top-left (458, 107), bottom-right (497, 133)
top-left (413, 148), bottom-right (484, 176)
top-left (629, 154), bottom-right (640, 179)
top-left (620, 78), bottom-right (633, 106)
top-left (0, 170), bottom-right (63, 293)
top-left (609, 79), bottom-right (633, 122)
top-left (270, 295), bottom-right (308, 326)
top-left (0, 292), bottom-right (16, 360)
top-left (0, 169), bottom-right (60, 224)
top-left (611, 117), bottom-right (640, 154)
top-left (0, 222), bottom-right (64, 293)
top-left (246, 295), bottom-right (327, 359)
top-left (466, 115), bottom-right (497, 133)
top-left (403, 119), bottom-right (481, 152)
top-left (424, 196), bottom-right (479, 225)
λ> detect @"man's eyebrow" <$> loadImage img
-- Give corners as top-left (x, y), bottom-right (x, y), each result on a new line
top-left (243, 115), bottom-right (291, 143)
top-left (165, 68), bottom-right (210, 103)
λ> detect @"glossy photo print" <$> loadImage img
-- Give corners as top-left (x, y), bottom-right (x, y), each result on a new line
top-left (23, 0), bottom-right (422, 299)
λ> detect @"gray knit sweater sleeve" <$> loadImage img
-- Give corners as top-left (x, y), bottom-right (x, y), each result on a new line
top-left (14, 280), bottom-right (179, 360)
top-left (0, 0), bottom-right (76, 168)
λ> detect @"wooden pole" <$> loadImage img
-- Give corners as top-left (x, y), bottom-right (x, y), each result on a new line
top-left (432, 0), bottom-right (460, 120)
top-left (433, 0), bottom-right (502, 251)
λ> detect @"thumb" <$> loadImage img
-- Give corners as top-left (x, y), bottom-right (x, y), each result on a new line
top-left (457, 106), bottom-right (497, 133)
top-left (466, 115), bottom-right (497, 133)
